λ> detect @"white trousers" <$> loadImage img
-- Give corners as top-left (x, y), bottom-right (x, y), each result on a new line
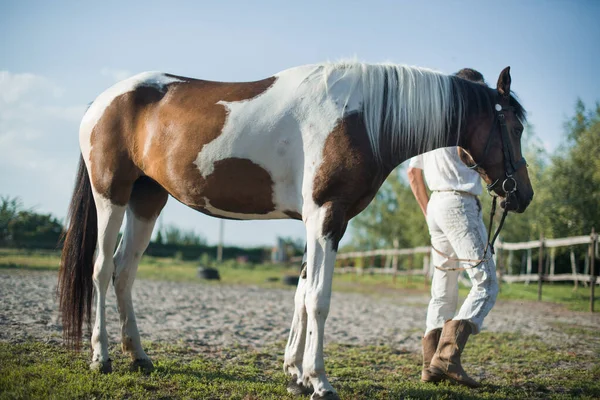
top-left (425, 191), bottom-right (498, 335)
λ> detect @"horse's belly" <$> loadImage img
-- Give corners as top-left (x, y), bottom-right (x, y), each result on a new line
top-left (192, 204), bottom-right (294, 221)
top-left (162, 156), bottom-right (302, 221)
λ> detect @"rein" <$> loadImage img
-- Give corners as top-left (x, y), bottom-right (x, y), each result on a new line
top-left (434, 101), bottom-right (525, 272)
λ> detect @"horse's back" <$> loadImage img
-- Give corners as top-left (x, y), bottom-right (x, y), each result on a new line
top-left (80, 70), bottom-right (312, 220)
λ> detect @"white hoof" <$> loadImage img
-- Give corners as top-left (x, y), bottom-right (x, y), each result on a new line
top-left (90, 359), bottom-right (112, 373)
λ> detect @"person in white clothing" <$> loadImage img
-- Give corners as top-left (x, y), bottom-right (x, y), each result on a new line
top-left (407, 68), bottom-right (498, 388)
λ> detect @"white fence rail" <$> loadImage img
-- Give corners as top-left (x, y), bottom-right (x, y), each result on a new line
top-left (320, 230), bottom-right (598, 311)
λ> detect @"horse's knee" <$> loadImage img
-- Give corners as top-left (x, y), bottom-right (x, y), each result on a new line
top-left (92, 256), bottom-right (114, 287)
top-left (305, 294), bottom-right (330, 319)
top-left (113, 264), bottom-right (134, 291)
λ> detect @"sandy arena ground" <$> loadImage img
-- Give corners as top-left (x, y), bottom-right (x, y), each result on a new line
top-left (1, 270), bottom-right (599, 355)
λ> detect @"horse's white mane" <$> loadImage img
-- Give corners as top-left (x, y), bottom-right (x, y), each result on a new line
top-left (316, 61), bottom-right (463, 164)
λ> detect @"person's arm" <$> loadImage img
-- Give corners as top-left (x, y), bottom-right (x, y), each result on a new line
top-left (407, 166), bottom-right (429, 218)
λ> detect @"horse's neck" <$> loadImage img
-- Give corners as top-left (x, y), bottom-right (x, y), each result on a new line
top-left (377, 115), bottom-right (464, 169)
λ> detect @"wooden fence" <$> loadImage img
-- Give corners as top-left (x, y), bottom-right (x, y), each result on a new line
top-left (496, 229), bottom-right (598, 311)
top-left (309, 229), bottom-right (598, 311)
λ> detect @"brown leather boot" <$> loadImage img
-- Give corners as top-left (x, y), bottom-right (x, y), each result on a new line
top-left (420, 328), bottom-right (442, 382)
top-left (427, 320), bottom-right (481, 388)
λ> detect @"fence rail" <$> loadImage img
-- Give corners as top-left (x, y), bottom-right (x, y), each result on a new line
top-left (496, 235), bottom-right (593, 250)
top-left (335, 246), bottom-right (431, 259)
top-left (501, 273), bottom-right (600, 284)
top-left (306, 230), bottom-right (598, 311)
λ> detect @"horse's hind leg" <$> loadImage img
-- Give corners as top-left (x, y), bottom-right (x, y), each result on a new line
top-left (113, 177), bottom-right (168, 372)
top-left (90, 192), bottom-right (128, 372)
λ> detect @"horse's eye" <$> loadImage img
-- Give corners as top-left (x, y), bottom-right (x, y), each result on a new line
top-left (514, 129), bottom-right (523, 138)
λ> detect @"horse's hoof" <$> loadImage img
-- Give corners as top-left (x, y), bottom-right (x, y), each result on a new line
top-left (90, 359), bottom-right (112, 373)
top-left (311, 391), bottom-right (340, 400)
top-left (130, 358), bottom-right (154, 373)
top-left (287, 377), bottom-right (313, 396)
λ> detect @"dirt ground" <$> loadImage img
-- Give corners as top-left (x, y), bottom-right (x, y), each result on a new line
top-left (1, 270), bottom-right (599, 356)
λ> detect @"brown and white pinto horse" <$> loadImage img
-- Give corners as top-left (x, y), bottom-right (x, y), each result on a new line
top-left (58, 61), bottom-right (532, 399)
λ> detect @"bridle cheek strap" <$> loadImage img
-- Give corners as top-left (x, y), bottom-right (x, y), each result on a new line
top-left (468, 103), bottom-right (526, 195)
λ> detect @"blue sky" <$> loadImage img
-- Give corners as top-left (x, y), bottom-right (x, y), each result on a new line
top-left (1, 0), bottom-right (598, 247)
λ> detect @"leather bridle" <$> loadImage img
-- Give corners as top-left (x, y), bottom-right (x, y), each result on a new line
top-left (434, 100), bottom-right (527, 271)
top-left (467, 102), bottom-right (527, 196)
top-left (471, 101), bottom-right (527, 245)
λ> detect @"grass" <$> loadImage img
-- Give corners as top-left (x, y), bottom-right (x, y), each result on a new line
top-left (489, 280), bottom-right (600, 312)
top-left (1, 248), bottom-right (597, 311)
top-left (0, 248), bottom-right (299, 288)
top-left (1, 248), bottom-right (599, 398)
top-left (1, 332), bottom-right (599, 400)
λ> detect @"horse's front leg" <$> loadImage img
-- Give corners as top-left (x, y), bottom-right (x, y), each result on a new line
top-left (284, 253), bottom-right (312, 395)
top-left (301, 203), bottom-right (345, 400)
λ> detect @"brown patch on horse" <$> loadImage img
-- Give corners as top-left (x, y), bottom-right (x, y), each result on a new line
top-left (312, 113), bottom-right (387, 249)
top-left (88, 75), bottom-right (276, 211)
top-left (202, 158), bottom-right (276, 214)
top-left (129, 176), bottom-right (169, 220)
top-left (300, 265), bottom-right (307, 279)
top-left (89, 90), bottom-right (155, 205)
top-left (138, 77), bottom-right (276, 208)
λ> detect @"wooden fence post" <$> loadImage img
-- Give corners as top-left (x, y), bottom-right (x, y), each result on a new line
top-left (571, 248), bottom-right (579, 290)
top-left (526, 249), bottom-right (532, 285)
top-left (392, 239), bottom-right (399, 284)
top-left (550, 248), bottom-right (556, 278)
top-left (584, 250), bottom-right (590, 287)
top-left (537, 233), bottom-right (544, 301)
top-left (590, 228), bottom-right (596, 313)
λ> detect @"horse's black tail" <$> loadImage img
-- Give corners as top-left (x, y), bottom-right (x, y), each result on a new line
top-left (58, 155), bottom-right (97, 349)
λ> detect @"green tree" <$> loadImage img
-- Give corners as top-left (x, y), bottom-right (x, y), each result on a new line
top-left (348, 168), bottom-right (429, 250)
top-left (0, 195), bottom-right (64, 249)
top-left (162, 224), bottom-right (207, 246)
top-left (155, 229), bottom-right (164, 245)
top-left (543, 100), bottom-right (600, 238)
top-left (0, 196), bottom-right (23, 244)
top-left (9, 211), bottom-right (63, 248)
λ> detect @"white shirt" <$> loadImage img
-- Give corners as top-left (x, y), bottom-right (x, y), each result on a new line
top-left (408, 147), bottom-right (482, 195)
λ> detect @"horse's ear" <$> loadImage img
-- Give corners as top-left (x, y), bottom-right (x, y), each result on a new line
top-left (497, 66), bottom-right (511, 97)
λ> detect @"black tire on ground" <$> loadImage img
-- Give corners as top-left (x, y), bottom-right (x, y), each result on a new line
top-left (197, 267), bottom-right (221, 280)
top-left (282, 275), bottom-right (300, 286)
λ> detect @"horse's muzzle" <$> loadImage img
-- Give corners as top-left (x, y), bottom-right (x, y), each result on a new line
top-left (501, 191), bottom-right (530, 213)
